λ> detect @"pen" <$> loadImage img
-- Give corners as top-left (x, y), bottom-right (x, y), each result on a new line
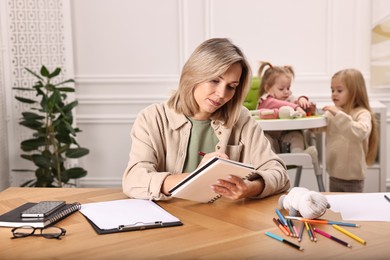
top-left (275, 208), bottom-right (287, 226)
top-left (313, 228), bottom-right (352, 248)
top-left (285, 216), bottom-right (360, 227)
top-left (198, 151), bottom-right (206, 157)
top-left (265, 231), bottom-right (304, 251)
top-left (273, 218), bottom-right (290, 236)
top-left (332, 224), bottom-right (366, 245)
top-left (384, 194), bottom-right (390, 203)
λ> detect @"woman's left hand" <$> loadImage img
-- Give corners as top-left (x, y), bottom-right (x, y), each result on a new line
top-left (211, 175), bottom-right (263, 200)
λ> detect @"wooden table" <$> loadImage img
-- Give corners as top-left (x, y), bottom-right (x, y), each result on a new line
top-left (1, 188), bottom-right (389, 259)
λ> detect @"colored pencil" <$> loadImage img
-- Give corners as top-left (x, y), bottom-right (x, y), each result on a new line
top-left (265, 232), bottom-right (304, 251)
top-left (384, 194), bottom-right (390, 203)
top-left (298, 222), bottom-right (305, 242)
top-left (308, 223), bottom-right (317, 242)
top-left (304, 222), bottom-right (314, 241)
top-left (313, 228), bottom-right (352, 248)
top-left (275, 208), bottom-right (287, 226)
top-left (332, 224), bottom-right (366, 245)
top-left (285, 216), bottom-right (359, 227)
top-left (286, 219), bottom-right (295, 237)
top-left (276, 218), bottom-right (291, 236)
top-left (273, 218), bottom-right (290, 236)
top-left (290, 219), bottom-right (299, 238)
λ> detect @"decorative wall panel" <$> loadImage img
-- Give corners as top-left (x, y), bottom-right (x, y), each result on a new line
top-left (4, 0), bottom-right (72, 186)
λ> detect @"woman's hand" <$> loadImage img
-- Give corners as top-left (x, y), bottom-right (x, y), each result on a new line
top-left (198, 152), bottom-right (229, 167)
top-left (211, 175), bottom-right (264, 200)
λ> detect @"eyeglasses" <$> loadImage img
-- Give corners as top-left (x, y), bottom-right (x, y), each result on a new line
top-left (11, 226), bottom-right (66, 240)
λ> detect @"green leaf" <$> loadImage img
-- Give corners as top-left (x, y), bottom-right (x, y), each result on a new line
top-left (21, 112), bottom-right (45, 120)
top-left (19, 119), bottom-right (43, 130)
top-left (66, 147), bottom-right (89, 158)
top-left (12, 169), bottom-right (35, 172)
top-left (47, 90), bottom-right (61, 111)
top-left (57, 87), bottom-right (75, 92)
top-left (12, 87), bottom-right (35, 91)
top-left (31, 154), bottom-right (52, 168)
top-left (63, 167), bottom-right (87, 179)
top-left (49, 67), bottom-right (61, 78)
top-left (62, 100), bottom-right (78, 113)
top-left (21, 138), bottom-right (46, 151)
top-left (15, 96), bottom-right (36, 104)
top-left (64, 120), bottom-right (76, 135)
top-left (25, 67), bottom-right (43, 81)
top-left (40, 65), bottom-right (50, 77)
top-left (20, 154), bottom-right (33, 161)
top-left (45, 83), bottom-right (56, 91)
top-left (55, 79), bottom-right (75, 86)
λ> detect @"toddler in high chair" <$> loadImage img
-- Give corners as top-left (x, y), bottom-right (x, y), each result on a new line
top-left (256, 61), bottom-right (319, 170)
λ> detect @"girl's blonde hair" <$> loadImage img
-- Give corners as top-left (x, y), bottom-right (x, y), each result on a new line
top-left (258, 61), bottom-right (294, 97)
top-left (167, 38), bottom-right (252, 128)
top-left (332, 69), bottom-right (379, 165)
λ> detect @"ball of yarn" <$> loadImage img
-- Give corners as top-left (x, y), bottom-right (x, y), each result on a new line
top-left (278, 187), bottom-right (330, 219)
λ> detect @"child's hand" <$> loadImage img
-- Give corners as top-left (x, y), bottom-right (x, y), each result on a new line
top-left (297, 96), bottom-right (311, 109)
top-left (322, 106), bottom-right (340, 116)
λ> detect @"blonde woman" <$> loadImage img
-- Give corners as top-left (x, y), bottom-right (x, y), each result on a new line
top-left (122, 38), bottom-right (290, 201)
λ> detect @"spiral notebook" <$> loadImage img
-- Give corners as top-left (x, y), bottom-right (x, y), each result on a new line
top-left (0, 202), bottom-right (81, 228)
top-left (169, 156), bottom-right (255, 203)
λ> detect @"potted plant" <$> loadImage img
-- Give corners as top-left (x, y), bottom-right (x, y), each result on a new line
top-left (12, 65), bottom-right (89, 187)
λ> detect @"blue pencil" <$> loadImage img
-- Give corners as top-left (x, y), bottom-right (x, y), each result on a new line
top-left (275, 208), bottom-right (287, 226)
top-left (265, 232), bottom-right (304, 251)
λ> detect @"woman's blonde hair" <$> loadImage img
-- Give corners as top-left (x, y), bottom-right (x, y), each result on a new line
top-left (257, 61), bottom-right (294, 97)
top-left (332, 68), bottom-right (379, 165)
top-left (167, 38), bottom-right (252, 128)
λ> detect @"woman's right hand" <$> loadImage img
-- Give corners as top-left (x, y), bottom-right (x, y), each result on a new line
top-left (199, 152), bottom-right (229, 167)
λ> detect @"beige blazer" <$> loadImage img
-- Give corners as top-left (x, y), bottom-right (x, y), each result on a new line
top-left (122, 102), bottom-right (290, 200)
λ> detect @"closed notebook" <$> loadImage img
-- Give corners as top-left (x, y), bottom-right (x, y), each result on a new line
top-left (169, 156), bottom-right (255, 203)
top-left (0, 202), bottom-right (81, 228)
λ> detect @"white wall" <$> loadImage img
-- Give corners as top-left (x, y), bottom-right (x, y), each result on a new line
top-left (2, 0), bottom-right (389, 190)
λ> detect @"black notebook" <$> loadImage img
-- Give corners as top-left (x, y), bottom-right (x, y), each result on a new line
top-left (0, 202), bottom-right (81, 228)
top-left (79, 199), bottom-right (182, 234)
top-left (169, 156), bottom-right (255, 203)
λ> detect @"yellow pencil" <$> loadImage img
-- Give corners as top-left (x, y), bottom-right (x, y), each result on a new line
top-left (332, 224), bottom-right (366, 245)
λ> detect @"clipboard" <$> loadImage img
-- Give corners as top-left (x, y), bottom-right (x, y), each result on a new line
top-left (79, 199), bottom-right (183, 234)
